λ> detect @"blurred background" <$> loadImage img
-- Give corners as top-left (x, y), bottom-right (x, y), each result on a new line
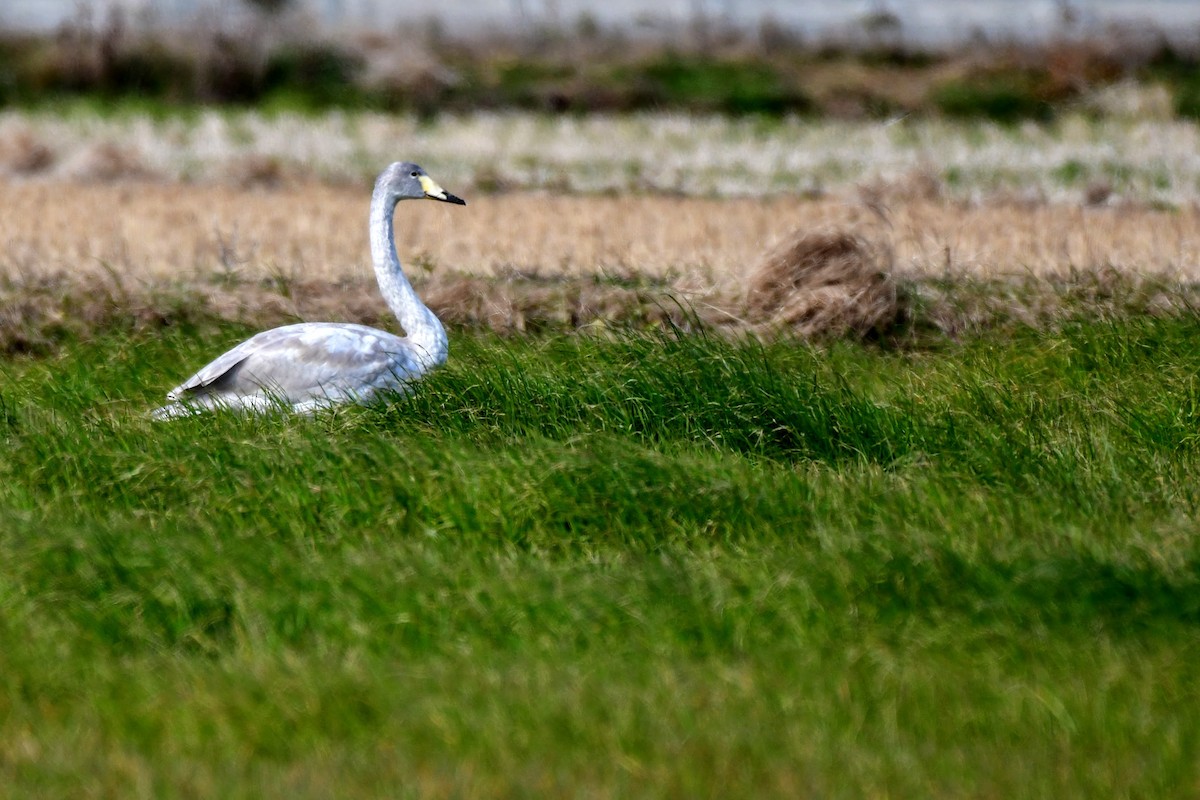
top-left (6, 1), bottom-right (1200, 46)
top-left (1, 0), bottom-right (1199, 119)
top-left (4, 0), bottom-right (1200, 247)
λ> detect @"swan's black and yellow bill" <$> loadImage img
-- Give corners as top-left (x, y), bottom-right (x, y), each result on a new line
top-left (418, 175), bottom-right (467, 206)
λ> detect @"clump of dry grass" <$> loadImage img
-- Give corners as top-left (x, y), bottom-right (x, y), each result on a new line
top-left (423, 272), bottom-right (696, 333)
top-left (909, 266), bottom-right (1198, 341)
top-left (743, 230), bottom-right (900, 338)
top-left (0, 123), bottom-right (54, 175)
top-left (61, 141), bottom-right (156, 183)
top-left (0, 269), bottom-right (181, 355)
top-left (223, 155), bottom-right (297, 189)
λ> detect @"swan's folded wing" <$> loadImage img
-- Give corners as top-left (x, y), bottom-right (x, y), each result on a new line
top-left (168, 324), bottom-right (421, 403)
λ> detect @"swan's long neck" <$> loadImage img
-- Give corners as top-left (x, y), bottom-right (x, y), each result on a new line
top-left (369, 182), bottom-right (448, 369)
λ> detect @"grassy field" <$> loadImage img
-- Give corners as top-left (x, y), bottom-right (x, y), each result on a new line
top-left (3, 104), bottom-right (1200, 794)
top-left (0, 314), bottom-right (1199, 796)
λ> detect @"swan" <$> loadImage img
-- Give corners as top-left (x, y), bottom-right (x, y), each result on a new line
top-left (152, 162), bottom-right (465, 419)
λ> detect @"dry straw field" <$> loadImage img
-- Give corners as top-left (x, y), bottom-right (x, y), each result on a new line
top-left (2, 176), bottom-right (1199, 347)
top-left (4, 105), bottom-right (1200, 202)
top-left (2, 108), bottom-right (1200, 347)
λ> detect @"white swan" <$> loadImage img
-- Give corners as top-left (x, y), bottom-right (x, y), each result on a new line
top-left (152, 162), bottom-right (465, 419)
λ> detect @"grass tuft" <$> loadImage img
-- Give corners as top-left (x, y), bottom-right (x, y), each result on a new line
top-left (745, 229), bottom-right (900, 338)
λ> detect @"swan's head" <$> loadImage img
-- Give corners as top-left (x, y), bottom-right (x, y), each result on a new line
top-left (379, 162), bottom-right (466, 206)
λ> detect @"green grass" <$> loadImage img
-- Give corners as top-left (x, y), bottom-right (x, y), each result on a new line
top-left (932, 69), bottom-right (1061, 123)
top-left (1, 317), bottom-right (1199, 797)
top-left (6, 25), bottom-right (1200, 122)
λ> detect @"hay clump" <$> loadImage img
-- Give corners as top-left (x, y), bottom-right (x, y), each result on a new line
top-left (61, 140), bottom-right (155, 183)
top-left (744, 229), bottom-right (902, 339)
top-left (422, 272), bottom-right (686, 334)
top-left (0, 124), bottom-right (55, 175)
top-left (223, 155), bottom-right (296, 189)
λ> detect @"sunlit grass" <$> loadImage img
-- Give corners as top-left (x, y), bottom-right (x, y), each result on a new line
top-left (1, 318), bottom-right (1198, 796)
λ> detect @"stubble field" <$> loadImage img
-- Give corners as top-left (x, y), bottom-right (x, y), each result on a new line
top-left (4, 178), bottom-right (1200, 350)
top-left (1, 109), bottom-right (1199, 798)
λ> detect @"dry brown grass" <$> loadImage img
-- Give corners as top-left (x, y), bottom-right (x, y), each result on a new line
top-left (8, 181), bottom-right (1200, 281)
top-left (1, 178), bottom-right (1199, 349)
top-left (0, 124), bottom-right (55, 175)
top-left (745, 231), bottom-right (899, 338)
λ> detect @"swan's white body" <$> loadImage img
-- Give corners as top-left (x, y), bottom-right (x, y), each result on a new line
top-left (153, 163), bottom-right (462, 419)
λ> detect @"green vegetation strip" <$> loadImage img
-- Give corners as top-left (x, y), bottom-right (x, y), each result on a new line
top-left (4, 26), bottom-right (1200, 122)
top-left (1, 318), bottom-right (1199, 796)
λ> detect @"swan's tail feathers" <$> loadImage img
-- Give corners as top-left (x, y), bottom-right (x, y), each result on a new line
top-left (150, 401), bottom-right (202, 421)
top-left (150, 392), bottom-right (309, 420)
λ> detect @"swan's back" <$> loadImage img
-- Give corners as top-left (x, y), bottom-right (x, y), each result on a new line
top-left (154, 322), bottom-right (435, 418)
